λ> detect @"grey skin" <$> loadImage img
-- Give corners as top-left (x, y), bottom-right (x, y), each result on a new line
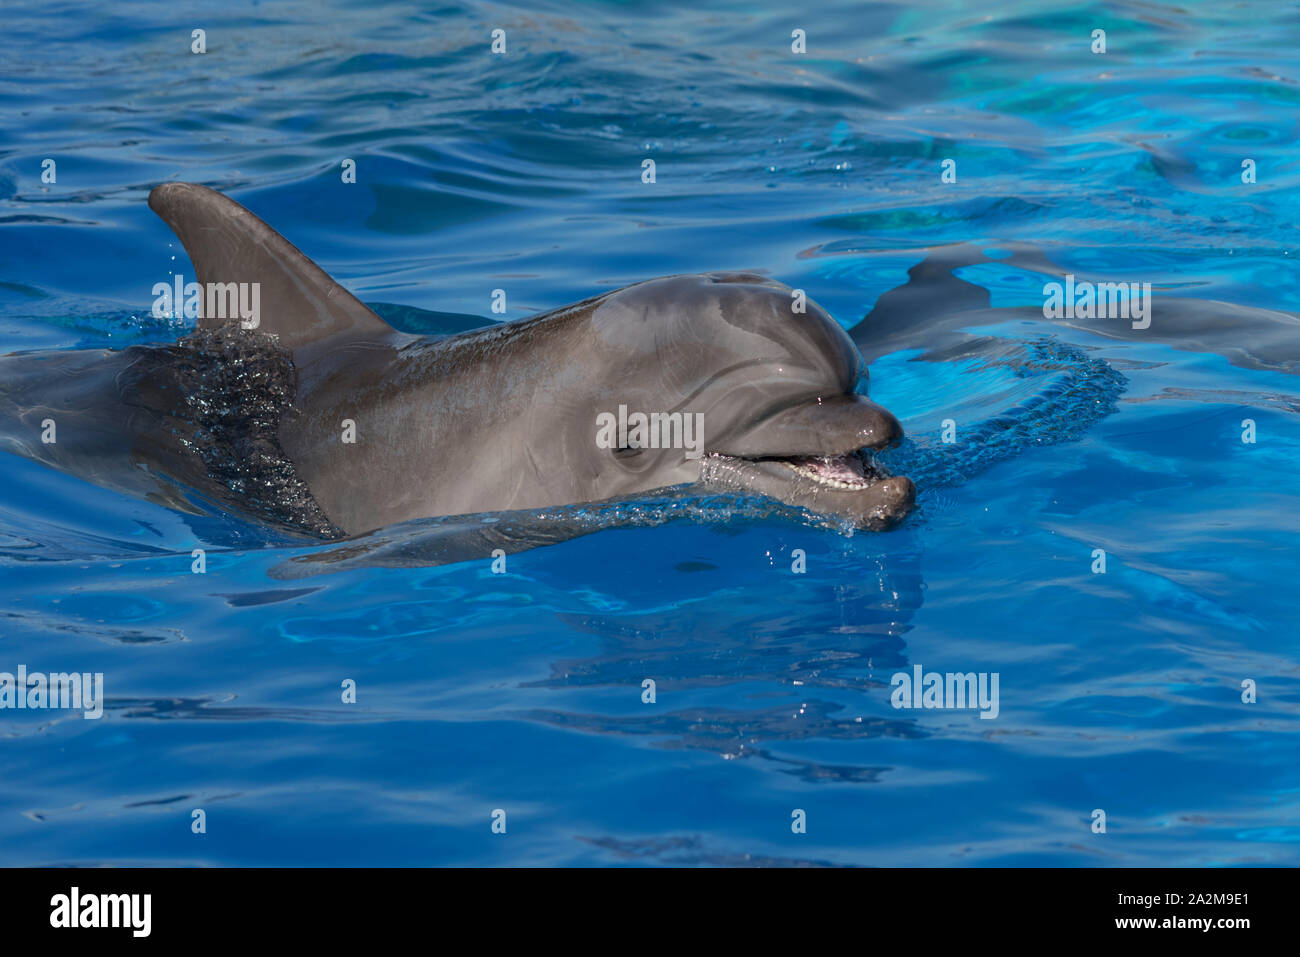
top-left (0, 183), bottom-right (914, 543)
top-left (849, 240), bottom-right (1300, 375)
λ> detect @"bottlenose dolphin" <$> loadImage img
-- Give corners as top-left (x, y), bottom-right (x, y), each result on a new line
top-left (0, 183), bottom-right (914, 546)
top-left (849, 241), bottom-right (1300, 375)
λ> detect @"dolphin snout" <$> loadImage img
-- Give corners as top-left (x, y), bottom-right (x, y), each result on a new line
top-left (857, 475), bottom-right (915, 530)
top-left (864, 402), bottom-right (903, 451)
top-left (712, 394), bottom-right (902, 458)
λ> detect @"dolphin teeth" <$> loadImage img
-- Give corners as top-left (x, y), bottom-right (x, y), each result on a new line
top-left (780, 453), bottom-right (881, 489)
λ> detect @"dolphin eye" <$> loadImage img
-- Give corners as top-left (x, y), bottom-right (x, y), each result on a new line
top-left (612, 443), bottom-right (642, 459)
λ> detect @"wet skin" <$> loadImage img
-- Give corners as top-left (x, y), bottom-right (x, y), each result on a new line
top-left (0, 184), bottom-right (915, 540)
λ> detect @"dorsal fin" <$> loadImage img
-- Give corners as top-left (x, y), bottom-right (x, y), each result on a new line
top-left (148, 182), bottom-right (394, 349)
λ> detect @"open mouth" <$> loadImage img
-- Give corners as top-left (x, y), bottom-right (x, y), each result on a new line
top-left (699, 445), bottom-right (912, 530)
top-left (776, 451), bottom-right (882, 489)
top-left (697, 393), bottom-right (914, 530)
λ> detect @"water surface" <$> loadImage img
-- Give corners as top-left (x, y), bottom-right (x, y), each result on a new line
top-left (0, 0), bottom-right (1297, 866)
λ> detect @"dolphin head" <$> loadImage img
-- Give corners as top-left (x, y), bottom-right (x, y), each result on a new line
top-left (575, 272), bottom-right (915, 530)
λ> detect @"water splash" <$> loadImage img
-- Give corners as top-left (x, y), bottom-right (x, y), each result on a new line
top-left (879, 337), bottom-right (1127, 491)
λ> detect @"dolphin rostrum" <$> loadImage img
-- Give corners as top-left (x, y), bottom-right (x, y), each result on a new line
top-left (0, 183), bottom-right (915, 547)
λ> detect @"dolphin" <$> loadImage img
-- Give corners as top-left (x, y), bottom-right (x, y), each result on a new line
top-left (848, 240), bottom-right (1300, 375)
top-left (0, 183), bottom-right (915, 549)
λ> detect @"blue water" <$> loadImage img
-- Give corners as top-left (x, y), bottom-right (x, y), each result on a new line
top-left (2, 0), bottom-right (1298, 866)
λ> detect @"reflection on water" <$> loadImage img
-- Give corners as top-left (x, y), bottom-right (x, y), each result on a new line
top-left (2, 0), bottom-right (1300, 866)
